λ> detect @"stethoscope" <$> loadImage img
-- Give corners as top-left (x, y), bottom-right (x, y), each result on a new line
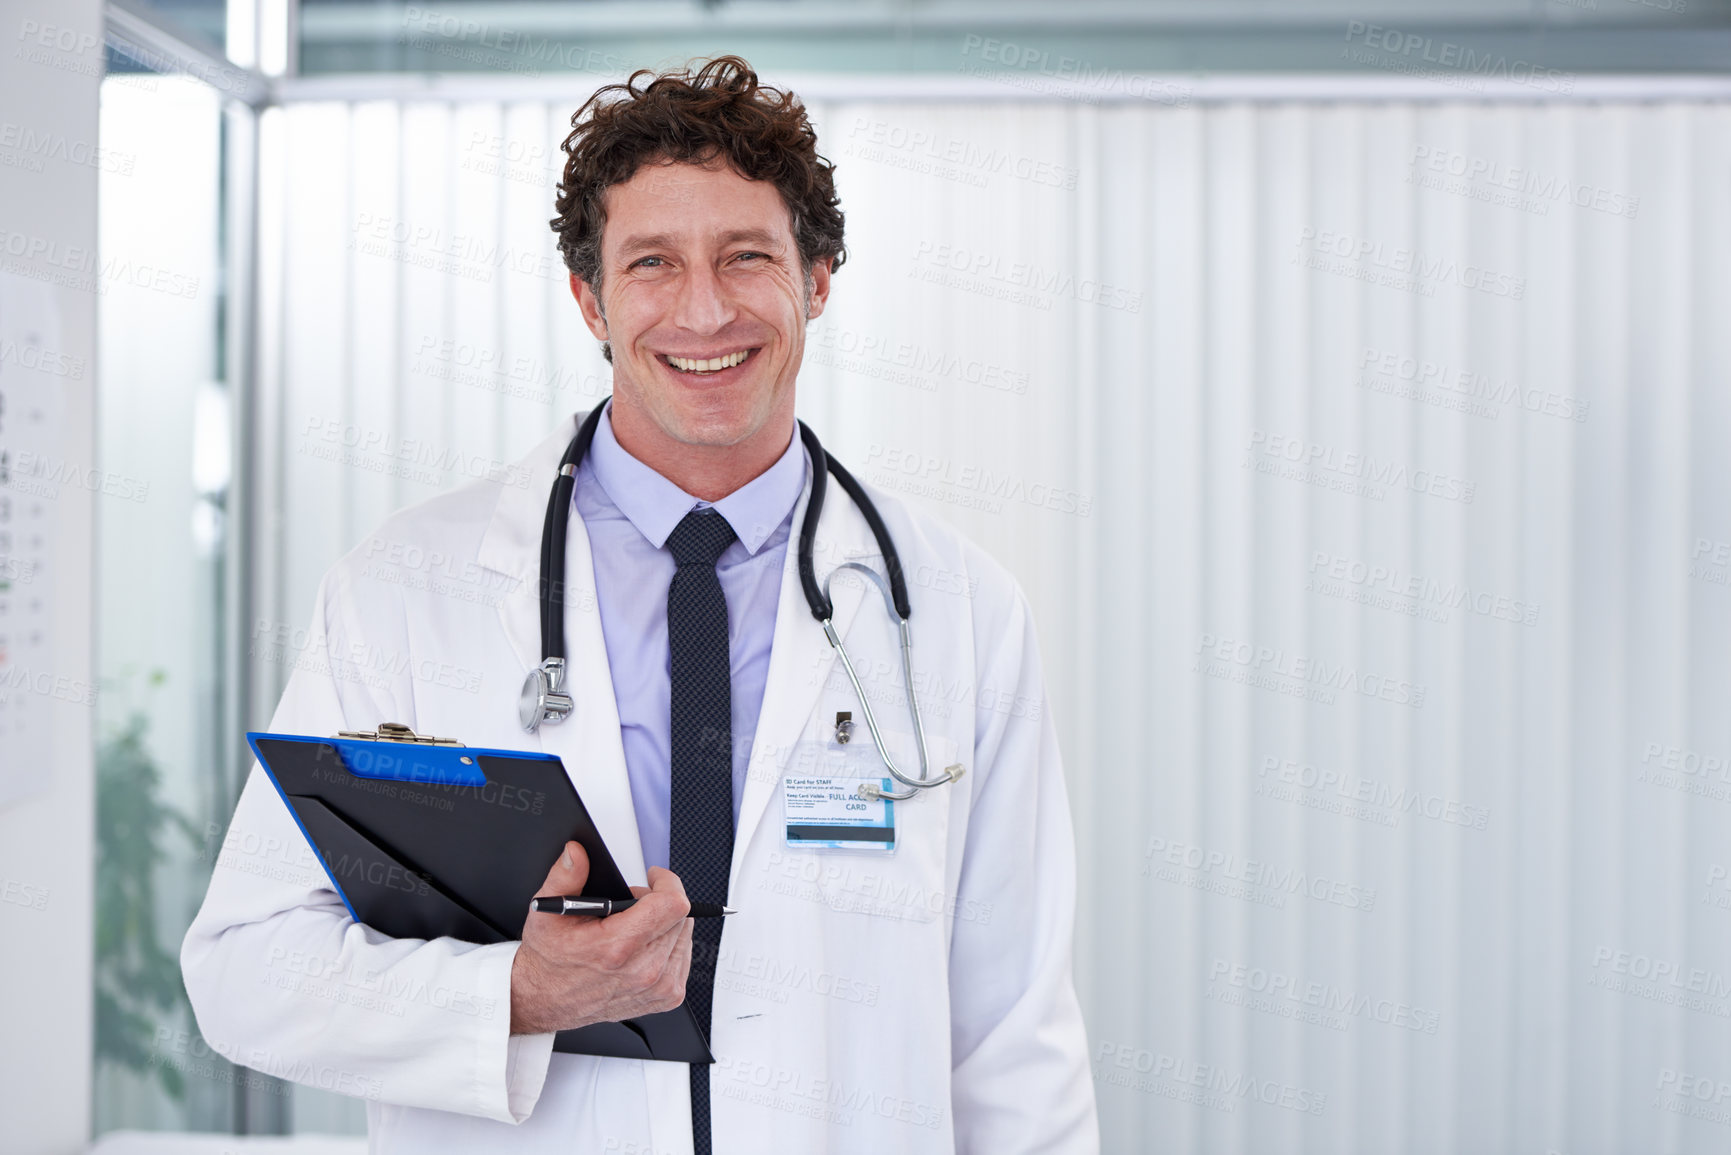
top-left (518, 399), bottom-right (964, 802)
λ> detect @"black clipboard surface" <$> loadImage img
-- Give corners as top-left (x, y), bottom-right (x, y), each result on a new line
top-left (245, 731), bottom-right (712, 1064)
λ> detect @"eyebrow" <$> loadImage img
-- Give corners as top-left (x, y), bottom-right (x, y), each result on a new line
top-left (614, 227), bottom-right (785, 259)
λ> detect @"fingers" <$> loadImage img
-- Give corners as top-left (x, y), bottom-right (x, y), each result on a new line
top-left (631, 888), bottom-right (694, 953)
top-left (648, 919), bottom-right (694, 1012)
top-left (625, 867), bottom-right (683, 901)
top-left (632, 910), bottom-right (689, 976)
top-left (527, 844), bottom-right (591, 945)
top-left (639, 916), bottom-right (694, 1014)
top-left (645, 866), bottom-right (691, 915)
top-left (602, 871), bottom-right (694, 972)
top-left (535, 841), bottom-right (590, 899)
top-left (614, 867), bottom-right (688, 931)
top-left (670, 919), bottom-right (694, 988)
top-left (530, 859), bottom-right (692, 978)
top-left (646, 865), bottom-right (687, 898)
top-left (517, 863), bottom-right (706, 1026)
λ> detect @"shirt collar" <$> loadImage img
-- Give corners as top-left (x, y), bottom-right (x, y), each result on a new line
top-left (586, 398), bottom-right (808, 556)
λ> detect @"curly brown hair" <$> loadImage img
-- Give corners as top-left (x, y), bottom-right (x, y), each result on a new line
top-left (548, 56), bottom-right (847, 294)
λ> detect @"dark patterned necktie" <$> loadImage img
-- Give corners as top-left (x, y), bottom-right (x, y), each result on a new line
top-left (665, 508), bottom-right (737, 1155)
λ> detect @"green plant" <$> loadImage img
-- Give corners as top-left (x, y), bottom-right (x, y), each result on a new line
top-left (94, 701), bottom-right (201, 1098)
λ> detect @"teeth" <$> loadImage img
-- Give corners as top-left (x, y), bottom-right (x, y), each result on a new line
top-left (669, 350), bottom-right (748, 373)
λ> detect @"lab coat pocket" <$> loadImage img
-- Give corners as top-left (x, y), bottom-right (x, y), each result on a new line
top-left (766, 719), bottom-right (961, 929)
top-left (781, 730), bottom-right (902, 856)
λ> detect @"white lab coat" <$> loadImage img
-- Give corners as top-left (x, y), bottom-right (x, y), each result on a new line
top-left (181, 412), bottom-right (1097, 1154)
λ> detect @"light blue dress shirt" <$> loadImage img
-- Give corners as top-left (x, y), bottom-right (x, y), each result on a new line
top-left (572, 400), bottom-right (809, 872)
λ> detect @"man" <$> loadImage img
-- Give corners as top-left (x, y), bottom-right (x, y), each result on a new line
top-left (183, 56), bottom-right (1096, 1153)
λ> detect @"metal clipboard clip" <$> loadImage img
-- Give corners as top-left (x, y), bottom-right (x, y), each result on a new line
top-left (332, 722), bottom-right (466, 747)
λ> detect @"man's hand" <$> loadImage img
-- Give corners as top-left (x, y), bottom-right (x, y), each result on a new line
top-left (509, 841), bottom-right (695, 1035)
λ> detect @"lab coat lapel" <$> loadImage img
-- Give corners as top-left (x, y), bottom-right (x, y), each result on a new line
top-left (476, 419), bottom-right (567, 682)
top-left (732, 461), bottom-right (878, 873)
top-left (477, 410), bottom-right (650, 885)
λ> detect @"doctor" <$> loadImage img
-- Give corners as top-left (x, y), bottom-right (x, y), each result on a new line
top-left (182, 55), bottom-right (1096, 1153)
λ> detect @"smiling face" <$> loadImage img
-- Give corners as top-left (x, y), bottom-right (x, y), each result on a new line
top-left (572, 158), bottom-right (831, 497)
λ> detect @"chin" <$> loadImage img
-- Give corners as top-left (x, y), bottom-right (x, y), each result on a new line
top-left (667, 408), bottom-right (764, 450)
top-left (649, 385), bottom-right (780, 448)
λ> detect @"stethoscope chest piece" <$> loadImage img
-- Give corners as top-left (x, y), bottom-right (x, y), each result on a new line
top-left (520, 657), bottom-right (574, 733)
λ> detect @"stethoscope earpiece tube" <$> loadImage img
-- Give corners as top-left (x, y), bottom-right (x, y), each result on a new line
top-left (795, 420), bottom-right (832, 621)
top-left (536, 467), bottom-right (564, 662)
top-left (521, 402), bottom-right (605, 733)
top-left (821, 451), bottom-right (911, 622)
top-left (540, 403), bottom-right (607, 662)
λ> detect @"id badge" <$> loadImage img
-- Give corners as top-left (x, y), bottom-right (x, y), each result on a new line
top-left (783, 776), bottom-right (896, 853)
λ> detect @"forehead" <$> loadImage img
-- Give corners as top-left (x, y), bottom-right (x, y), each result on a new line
top-left (599, 160), bottom-right (795, 251)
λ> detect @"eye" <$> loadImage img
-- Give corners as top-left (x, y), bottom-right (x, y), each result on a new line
top-left (733, 251), bottom-right (768, 264)
top-left (629, 256), bottom-right (664, 269)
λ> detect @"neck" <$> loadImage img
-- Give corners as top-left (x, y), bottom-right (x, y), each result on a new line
top-left (607, 396), bottom-right (795, 503)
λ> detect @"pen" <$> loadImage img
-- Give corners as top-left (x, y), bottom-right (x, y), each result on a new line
top-left (529, 895), bottom-right (735, 918)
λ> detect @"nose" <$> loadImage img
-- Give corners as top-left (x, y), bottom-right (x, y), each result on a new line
top-left (670, 260), bottom-right (736, 337)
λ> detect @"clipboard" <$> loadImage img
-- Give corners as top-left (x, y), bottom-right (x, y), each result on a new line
top-left (245, 726), bottom-right (713, 1064)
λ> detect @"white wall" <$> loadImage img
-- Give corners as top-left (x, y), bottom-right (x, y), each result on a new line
top-left (0, 0), bottom-right (101, 1149)
top-left (254, 85), bottom-right (1731, 1154)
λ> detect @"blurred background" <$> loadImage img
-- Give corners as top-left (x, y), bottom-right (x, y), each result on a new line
top-left (3, 0), bottom-right (1731, 1152)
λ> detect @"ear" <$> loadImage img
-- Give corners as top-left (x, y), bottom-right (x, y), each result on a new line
top-left (803, 257), bottom-right (834, 322)
top-left (571, 273), bottom-right (608, 341)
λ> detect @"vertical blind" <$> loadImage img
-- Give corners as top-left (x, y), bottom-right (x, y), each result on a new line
top-left (256, 89), bottom-right (1731, 1154)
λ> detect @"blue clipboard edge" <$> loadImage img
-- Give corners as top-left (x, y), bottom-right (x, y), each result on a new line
top-left (242, 730), bottom-right (563, 929)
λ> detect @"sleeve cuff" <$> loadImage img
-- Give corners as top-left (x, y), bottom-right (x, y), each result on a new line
top-left (474, 941), bottom-right (556, 1123)
top-left (505, 1030), bottom-right (557, 1122)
